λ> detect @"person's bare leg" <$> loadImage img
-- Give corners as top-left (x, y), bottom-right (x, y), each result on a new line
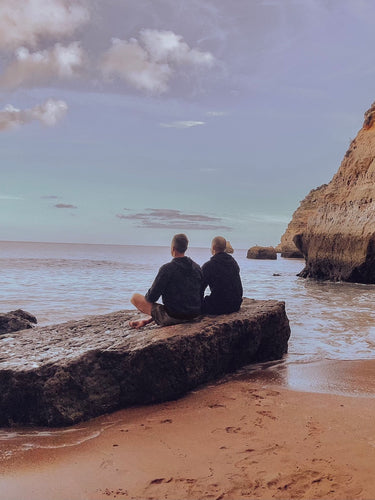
top-left (129, 293), bottom-right (154, 328)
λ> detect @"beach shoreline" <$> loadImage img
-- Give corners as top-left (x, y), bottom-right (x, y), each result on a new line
top-left (1, 374), bottom-right (375, 500)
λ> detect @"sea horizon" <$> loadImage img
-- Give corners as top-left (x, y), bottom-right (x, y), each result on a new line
top-left (0, 239), bottom-right (250, 251)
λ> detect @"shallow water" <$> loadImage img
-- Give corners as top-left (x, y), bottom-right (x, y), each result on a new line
top-left (1, 241), bottom-right (375, 400)
top-left (0, 417), bottom-right (115, 462)
top-left (1, 241), bottom-right (375, 457)
top-left (2, 240), bottom-right (375, 365)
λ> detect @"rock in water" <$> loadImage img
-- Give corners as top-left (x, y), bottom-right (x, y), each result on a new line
top-left (0, 309), bottom-right (37, 334)
top-left (295, 101), bottom-right (375, 282)
top-left (277, 185), bottom-right (327, 258)
top-left (247, 246), bottom-right (277, 260)
top-left (0, 298), bottom-right (290, 427)
top-left (225, 241), bottom-right (234, 253)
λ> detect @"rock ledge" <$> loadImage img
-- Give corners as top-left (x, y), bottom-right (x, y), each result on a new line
top-left (0, 298), bottom-right (290, 427)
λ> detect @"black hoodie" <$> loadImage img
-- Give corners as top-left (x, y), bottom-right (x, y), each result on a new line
top-left (145, 256), bottom-right (202, 318)
top-left (202, 252), bottom-right (243, 314)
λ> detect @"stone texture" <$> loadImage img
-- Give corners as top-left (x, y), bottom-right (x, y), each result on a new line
top-left (295, 101), bottom-right (375, 282)
top-left (277, 184), bottom-right (327, 258)
top-left (0, 309), bottom-right (37, 334)
top-left (0, 298), bottom-right (290, 427)
top-left (225, 240), bottom-right (234, 253)
top-left (247, 246), bottom-right (277, 260)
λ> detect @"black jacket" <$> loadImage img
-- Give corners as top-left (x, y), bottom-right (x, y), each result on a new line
top-left (202, 252), bottom-right (243, 314)
top-left (145, 257), bottom-right (202, 318)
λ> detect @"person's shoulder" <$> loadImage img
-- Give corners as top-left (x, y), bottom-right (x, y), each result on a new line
top-left (189, 258), bottom-right (202, 272)
top-left (224, 252), bottom-right (238, 263)
top-left (215, 252), bottom-right (240, 269)
top-left (158, 261), bottom-right (174, 273)
top-left (201, 258), bottom-right (212, 270)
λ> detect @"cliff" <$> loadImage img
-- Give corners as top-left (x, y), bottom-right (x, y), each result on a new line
top-left (295, 101), bottom-right (375, 282)
top-left (278, 184), bottom-right (327, 258)
top-left (0, 298), bottom-right (290, 427)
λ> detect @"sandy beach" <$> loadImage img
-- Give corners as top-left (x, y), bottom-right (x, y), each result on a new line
top-left (1, 374), bottom-right (375, 500)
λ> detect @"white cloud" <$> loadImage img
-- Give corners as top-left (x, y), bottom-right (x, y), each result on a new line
top-left (0, 0), bottom-right (89, 49)
top-left (0, 195), bottom-right (23, 200)
top-left (102, 38), bottom-right (172, 93)
top-left (0, 43), bottom-right (84, 88)
top-left (101, 29), bottom-right (215, 93)
top-left (249, 213), bottom-right (291, 224)
top-left (140, 29), bottom-right (215, 66)
top-left (159, 120), bottom-right (205, 129)
top-left (200, 167), bottom-right (217, 172)
top-left (206, 111), bottom-right (228, 117)
top-left (0, 99), bottom-right (68, 131)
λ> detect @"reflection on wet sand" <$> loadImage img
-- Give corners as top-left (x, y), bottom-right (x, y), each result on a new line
top-left (232, 358), bottom-right (375, 397)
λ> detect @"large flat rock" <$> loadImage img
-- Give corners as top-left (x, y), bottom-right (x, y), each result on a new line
top-left (0, 298), bottom-right (290, 427)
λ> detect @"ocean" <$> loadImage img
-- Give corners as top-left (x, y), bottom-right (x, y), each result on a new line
top-left (1, 240), bottom-right (375, 396)
top-left (2, 240), bottom-right (375, 459)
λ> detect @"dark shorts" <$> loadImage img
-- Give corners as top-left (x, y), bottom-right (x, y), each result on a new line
top-left (151, 303), bottom-right (196, 326)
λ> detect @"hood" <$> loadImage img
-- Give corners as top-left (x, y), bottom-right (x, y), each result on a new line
top-left (211, 252), bottom-right (236, 267)
top-left (171, 256), bottom-right (196, 271)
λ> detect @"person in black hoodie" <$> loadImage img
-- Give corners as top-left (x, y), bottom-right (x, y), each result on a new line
top-left (202, 236), bottom-right (243, 315)
top-left (129, 233), bottom-right (202, 328)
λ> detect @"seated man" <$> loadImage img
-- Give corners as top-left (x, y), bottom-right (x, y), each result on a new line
top-left (129, 233), bottom-right (202, 328)
top-left (202, 236), bottom-right (243, 315)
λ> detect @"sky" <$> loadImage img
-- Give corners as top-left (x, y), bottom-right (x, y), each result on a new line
top-left (1, 0), bottom-right (375, 249)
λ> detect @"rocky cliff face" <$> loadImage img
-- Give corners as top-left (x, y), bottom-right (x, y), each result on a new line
top-left (0, 299), bottom-right (290, 427)
top-left (278, 184), bottom-right (327, 258)
top-left (295, 101), bottom-right (375, 282)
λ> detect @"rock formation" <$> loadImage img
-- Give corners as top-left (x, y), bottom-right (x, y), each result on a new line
top-left (0, 298), bottom-right (290, 427)
top-left (295, 101), bottom-right (375, 282)
top-left (277, 184), bottom-right (327, 258)
top-left (247, 246), bottom-right (277, 260)
top-left (225, 241), bottom-right (234, 253)
top-left (0, 309), bottom-right (37, 334)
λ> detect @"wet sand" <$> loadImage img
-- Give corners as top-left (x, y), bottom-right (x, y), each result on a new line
top-left (1, 369), bottom-right (375, 500)
top-left (235, 358), bottom-right (375, 397)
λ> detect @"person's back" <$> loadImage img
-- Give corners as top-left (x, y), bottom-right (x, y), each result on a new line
top-left (130, 233), bottom-right (202, 328)
top-left (145, 255), bottom-right (202, 319)
top-left (202, 236), bottom-right (243, 315)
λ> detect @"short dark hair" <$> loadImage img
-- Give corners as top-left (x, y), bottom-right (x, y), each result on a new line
top-left (172, 233), bottom-right (188, 253)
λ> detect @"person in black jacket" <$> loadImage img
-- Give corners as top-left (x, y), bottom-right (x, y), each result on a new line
top-left (202, 236), bottom-right (243, 315)
top-left (129, 234), bottom-right (202, 328)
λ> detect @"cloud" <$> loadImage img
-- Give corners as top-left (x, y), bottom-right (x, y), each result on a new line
top-left (55, 203), bottom-right (77, 209)
top-left (0, 194), bottom-right (23, 200)
top-left (0, 43), bottom-right (84, 89)
top-left (101, 37), bottom-right (171, 93)
top-left (0, 99), bottom-right (68, 131)
top-left (101, 29), bottom-right (215, 93)
top-left (117, 208), bottom-right (231, 231)
top-left (206, 111), bottom-right (227, 117)
top-left (41, 195), bottom-right (59, 199)
top-left (159, 120), bottom-right (205, 129)
top-left (248, 213), bottom-right (291, 224)
top-left (140, 29), bottom-right (214, 66)
top-left (0, 0), bottom-right (89, 50)
top-left (200, 167), bottom-right (217, 172)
